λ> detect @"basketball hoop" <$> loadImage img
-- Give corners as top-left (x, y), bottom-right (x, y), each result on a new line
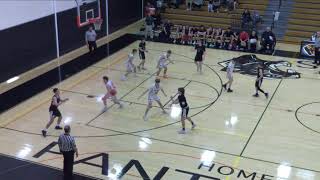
top-left (89, 18), bottom-right (103, 30)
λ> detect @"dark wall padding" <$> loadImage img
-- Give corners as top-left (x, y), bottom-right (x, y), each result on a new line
top-left (108, 0), bottom-right (142, 33)
top-left (0, 34), bottom-right (140, 113)
top-left (0, 0), bottom-right (139, 84)
top-left (57, 0), bottom-right (107, 55)
top-left (0, 15), bottom-right (57, 83)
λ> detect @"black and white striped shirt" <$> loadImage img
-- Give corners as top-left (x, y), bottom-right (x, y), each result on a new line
top-left (58, 133), bottom-right (77, 152)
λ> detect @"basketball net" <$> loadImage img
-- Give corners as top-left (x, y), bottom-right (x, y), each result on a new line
top-left (89, 18), bottom-right (103, 31)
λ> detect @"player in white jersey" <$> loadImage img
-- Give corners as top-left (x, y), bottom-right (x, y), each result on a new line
top-left (101, 76), bottom-right (123, 112)
top-left (222, 59), bottom-right (235, 93)
top-left (138, 78), bottom-right (168, 121)
top-left (121, 49), bottom-right (137, 81)
top-left (156, 50), bottom-right (173, 78)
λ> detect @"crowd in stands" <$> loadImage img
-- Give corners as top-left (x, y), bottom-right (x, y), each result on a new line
top-left (156, 25), bottom-right (275, 54)
top-left (145, 0), bottom-right (239, 12)
top-left (144, 0), bottom-right (276, 54)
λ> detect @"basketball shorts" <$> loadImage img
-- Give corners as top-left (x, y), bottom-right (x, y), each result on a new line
top-left (181, 107), bottom-right (189, 118)
top-left (126, 63), bottom-right (135, 72)
top-left (159, 63), bottom-right (167, 69)
top-left (103, 91), bottom-right (117, 101)
top-left (227, 72), bottom-right (233, 80)
top-left (49, 108), bottom-right (62, 117)
top-left (195, 55), bottom-right (203, 62)
top-left (148, 95), bottom-right (160, 104)
top-left (255, 79), bottom-right (263, 88)
top-left (139, 52), bottom-right (146, 60)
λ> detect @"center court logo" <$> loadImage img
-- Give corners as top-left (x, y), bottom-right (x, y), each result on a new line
top-left (218, 55), bottom-right (301, 79)
top-left (34, 142), bottom-right (275, 180)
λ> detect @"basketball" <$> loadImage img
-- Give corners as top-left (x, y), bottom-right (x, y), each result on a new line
top-left (110, 89), bottom-right (117, 96)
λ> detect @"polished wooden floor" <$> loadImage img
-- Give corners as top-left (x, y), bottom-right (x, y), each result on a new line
top-left (0, 41), bottom-right (320, 180)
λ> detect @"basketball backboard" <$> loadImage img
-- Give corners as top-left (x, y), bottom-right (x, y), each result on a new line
top-left (75, 0), bottom-right (101, 27)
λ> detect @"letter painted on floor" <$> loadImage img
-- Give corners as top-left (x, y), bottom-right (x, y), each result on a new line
top-left (74, 153), bottom-right (109, 176)
top-left (118, 159), bottom-right (169, 180)
top-left (33, 141), bottom-right (60, 158)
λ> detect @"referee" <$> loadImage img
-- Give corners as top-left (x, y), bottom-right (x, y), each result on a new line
top-left (85, 26), bottom-right (97, 53)
top-left (58, 125), bottom-right (79, 180)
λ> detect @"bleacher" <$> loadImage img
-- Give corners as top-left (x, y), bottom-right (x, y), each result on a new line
top-left (162, 0), bottom-right (269, 29)
top-left (283, 0), bottom-right (320, 44)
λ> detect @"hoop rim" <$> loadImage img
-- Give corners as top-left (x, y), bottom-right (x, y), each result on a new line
top-left (89, 18), bottom-right (103, 24)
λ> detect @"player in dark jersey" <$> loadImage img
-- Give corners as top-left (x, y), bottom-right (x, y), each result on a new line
top-left (42, 88), bottom-right (69, 137)
top-left (194, 40), bottom-right (206, 74)
top-left (170, 87), bottom-right (196, 134)
top-left (138, 39), bottom-right (148, 71)
top-left (253, 64), bottom-right (269, 98)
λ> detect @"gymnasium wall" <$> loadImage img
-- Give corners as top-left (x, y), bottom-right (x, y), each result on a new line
top-left (108, 0), bottom-right (143, 33)
top-left (0, 0), bottom-right (142, 84)
top-left (0, 1), bottom-right (76, 31)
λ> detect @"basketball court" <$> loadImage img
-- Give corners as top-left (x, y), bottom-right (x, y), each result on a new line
top-left (0, 39), bottom-right (319, 179)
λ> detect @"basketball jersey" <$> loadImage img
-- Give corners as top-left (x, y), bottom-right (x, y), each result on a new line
top-left (126, 53), bottom-right (134, 65)
top-left (178, 94), bottom-right (188, 109)
top-left (227, 61), bottom-right (235, 74)
top-left (49, 95), bottom-right (60, 110)
top-left (148, 84), bottom-right (160, 98)
top-left (195, 45), bottom-right (205, 57)
top-left (257, 67), bottom-right (263, 79)
top-left (158, 53), bottom-right (167, 65)
top-left (106, 80), bottom-right (116, 90)
top-left (139, 42), bottom-right (146, 53)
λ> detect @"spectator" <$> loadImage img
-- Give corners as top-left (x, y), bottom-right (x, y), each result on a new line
top-left (156, 0), bottom-right (165, 12)
top-left (252, 11), bottom-right (262, 28)
top-left (168, 0), bottom-right (181, 9)
top-left (314, 32), bottom-right (320, 65)
top-left (311, 32), bottom-right (317, 41)
top-left (260, 27), bottom-right (276, 54)
top-left (186, 0), bottom-right (193, 10)
top-left (206, 27), bottom-right (214, 47)
top-left (230, 30), bottom-right (240, 50)
top-left (197, 25), bottom-right (207, 43)
top-left (212, 0), bottom-right (221, 12)
top-left (181, 26), bottom-right (191, 45)
top-left (208, 0), bottom-right (213, 12)
top-left (209, 28), bottom-right (217, 47)
top-left (85, 26), bottom-right (97, 53)
top-left (145, 14), bottom-right (154, 40)
top-left (145, 2), bottom-right (155, 16)
top-left (160, 20), bottom-right (172, 42)
top-left (239, 30), bottom-right (249, 51)
top-left (220, 0), bottom-right (227, 10)
top-left (215, 28), bottom-right (224, 48)
top-left (241, 9), bottom-right (252, 28)
top-left (227, 0), bottom-right (235, 11)
top-left (223, 27), bottom-right (235, 49)
top-left (173, 25), bottom-right (182, 44)
top-left (187, 26), bottom-right (193, 44)
top-left (191, 26), bottom-right (199, 44)
top-left (153, 10), bottom-right (162, 29)
top-left (249, 30), bottom-right (259, 52)
top-left (193, 0), bottom-right (204, 9)
top-left (234, 0), bottom-right (239, 10)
